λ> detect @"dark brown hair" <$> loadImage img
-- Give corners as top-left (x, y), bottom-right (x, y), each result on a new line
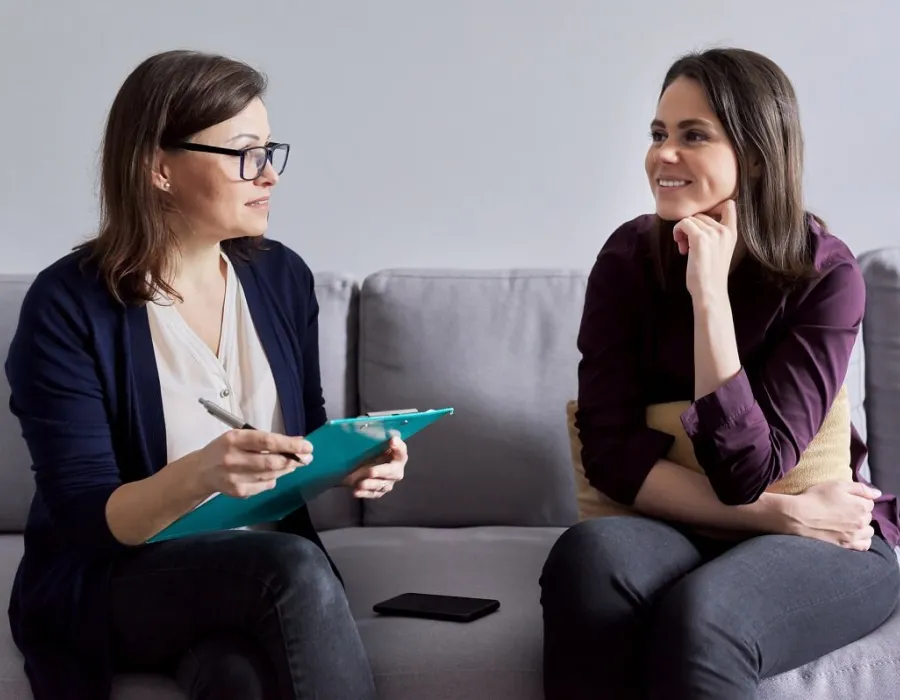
top-left (651, 47), bottom-right (820, 287)
top-left (78, 50), bottom-right (268, 304)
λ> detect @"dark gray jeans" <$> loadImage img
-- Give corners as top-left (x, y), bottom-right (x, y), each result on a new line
top-left (108, 529), bottom-right (376, 700)
top-left (540, 516), bottom-right (900, 700)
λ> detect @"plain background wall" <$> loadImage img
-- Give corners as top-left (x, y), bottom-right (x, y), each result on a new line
top-left (0, 0), bottom-right (896, 277)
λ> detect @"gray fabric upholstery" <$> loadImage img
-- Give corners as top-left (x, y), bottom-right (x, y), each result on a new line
top-left (0, 277), bottom-right (35, 533)
top-left (3, 254), bottom-right (900, 700)
top-left (306, 273), bottom-right (363, 531)
top-left (321, 526), bottom-right (561, 700)
top-left (358, 270), bottom-right (583, 528)
top-left (860, 249), bottom-right (900, 496)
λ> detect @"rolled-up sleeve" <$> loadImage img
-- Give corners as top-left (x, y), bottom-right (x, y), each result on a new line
top-left (680, 259), bottom-right (865, 505)
top-left (5, 276), bottom-right (126, 559)
top-left (576, 227), bottom-right (675, 505)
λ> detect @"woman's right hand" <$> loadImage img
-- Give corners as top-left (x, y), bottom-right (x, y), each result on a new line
top-left (781, 480), bottom-right (881, 551)
top-left (191, 430), bottom-right (313, 499)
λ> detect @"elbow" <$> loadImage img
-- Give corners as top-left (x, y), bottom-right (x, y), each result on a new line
top-left (44, 485), bottom-right (128, 559)
top-left (584, 464), bottom-right (635, 507)
top-left (703, 455), bottom-right (782, 507)
top-left (708, 479), bottom-right (767, 507)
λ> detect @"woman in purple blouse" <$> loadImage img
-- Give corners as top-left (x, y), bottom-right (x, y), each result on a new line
top-left (539, 47), bottom-right (900, 700)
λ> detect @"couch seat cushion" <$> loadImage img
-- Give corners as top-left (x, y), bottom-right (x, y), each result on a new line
top-left (323, 526), bottom-right (900, 700)
top-left (321, 526), bottom-right (564, 700)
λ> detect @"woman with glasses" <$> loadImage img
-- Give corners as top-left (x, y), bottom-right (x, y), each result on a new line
top-left (5, 50), bottom-right (401, 700)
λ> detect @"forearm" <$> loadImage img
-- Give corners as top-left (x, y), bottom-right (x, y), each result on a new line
top-left (633, 458), bottom-right (789, 533)
top-left (693, 296), bottom-right (742, 400)
top-left (105, 453), bottom-right (212, 546)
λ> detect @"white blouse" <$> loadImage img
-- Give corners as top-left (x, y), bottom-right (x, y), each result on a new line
top-left (147, 251), bottom-right (284, 465)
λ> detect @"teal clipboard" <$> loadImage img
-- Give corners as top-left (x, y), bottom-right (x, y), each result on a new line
top-left (148, 407), bottom-right (454, 543)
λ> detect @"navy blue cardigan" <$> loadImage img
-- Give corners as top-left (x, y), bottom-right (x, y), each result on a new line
top-left (4, 238), bottom-right (332, 699)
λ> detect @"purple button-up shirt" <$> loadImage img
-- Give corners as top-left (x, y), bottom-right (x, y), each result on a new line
top-left (576, 214), bottom-right (900, 548)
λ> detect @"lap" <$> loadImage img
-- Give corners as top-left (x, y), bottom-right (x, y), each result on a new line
top-left (108, 529), bottom-right (339, 670)
top-left (541, 516), bottom-right (707, 608)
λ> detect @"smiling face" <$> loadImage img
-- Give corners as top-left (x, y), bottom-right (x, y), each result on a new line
top-left (645, 77), bottom-right (739, 221)
top-left (154, 97), bottom-right (279, 243)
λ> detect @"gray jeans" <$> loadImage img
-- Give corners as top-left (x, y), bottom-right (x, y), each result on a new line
top-left (539, 515), bottom-right (900, 700)
top-left (108, 530), bottom-right (377, 700)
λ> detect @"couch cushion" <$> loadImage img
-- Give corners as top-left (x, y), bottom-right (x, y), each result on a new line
top-left (0, 277), bottom-right (37, 533)
top-left (305, 273), bottom-right (362, 531)
top-left (358, 270), bottom-right (584, 528)
top-left (321, 526), bottom-right (563, 700)
top-left (859, 249), bottom-right (900, 496)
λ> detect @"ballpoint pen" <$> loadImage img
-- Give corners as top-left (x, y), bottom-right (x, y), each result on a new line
top-left (198, 397), bottom-right (303, 462)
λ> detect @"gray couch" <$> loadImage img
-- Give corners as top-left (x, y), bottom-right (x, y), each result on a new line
top-left (1, 249), bottom-right (900, 700)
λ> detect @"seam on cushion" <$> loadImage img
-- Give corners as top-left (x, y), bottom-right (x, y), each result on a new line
top-left (763, 656), bottom-right (900, 685)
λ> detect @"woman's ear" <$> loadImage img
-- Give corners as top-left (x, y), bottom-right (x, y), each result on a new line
top-left (150, 149), bottom-right (173, 193)
top-left (748, 154), bottom-right (763, 180)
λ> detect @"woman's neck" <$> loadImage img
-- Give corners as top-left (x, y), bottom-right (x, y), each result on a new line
top-left (166, 235), bottom-right (226, 298)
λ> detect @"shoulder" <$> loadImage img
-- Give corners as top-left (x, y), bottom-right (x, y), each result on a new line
top-left (235, 237), bottom-right (315, 286)
top-left (587, 214), bottom-right (659, 289)
top-left (790, 218), bottom-right (864, 323)
top-left (251, 237), bottom-right (314, 277)
top-left (8, 249), bottom-right (113, 373)
top-left (230, 237), bottom-right (317, 319)
top-left (18, 248), bottom-right (110, 324)
top-left (596, 214), bottom-right (657, 264)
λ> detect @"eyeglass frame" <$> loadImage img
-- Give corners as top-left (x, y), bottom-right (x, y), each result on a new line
top-left (164, 141), bottom-right (291, 181)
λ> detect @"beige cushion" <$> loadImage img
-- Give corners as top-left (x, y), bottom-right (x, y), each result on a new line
top-left (568, 384), bottom-right (854, 522)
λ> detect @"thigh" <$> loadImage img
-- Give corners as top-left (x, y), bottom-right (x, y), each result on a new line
top-left (662, 533), bottom-right (900, 678)
top-left (108, 529), bottom-right (336, 671)
top-left (540, 516), bottom-right (705, 613)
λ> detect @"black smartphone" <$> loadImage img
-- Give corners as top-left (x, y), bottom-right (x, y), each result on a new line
top-left (372, 592), bottom-right (500, 622)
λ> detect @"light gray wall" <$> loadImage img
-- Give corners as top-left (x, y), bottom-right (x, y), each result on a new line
top-left (1, 1), bottom-right (896, 277)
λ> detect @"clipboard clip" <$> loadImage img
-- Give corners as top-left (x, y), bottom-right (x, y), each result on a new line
top-left (365, 408), bottom-right (418, 417)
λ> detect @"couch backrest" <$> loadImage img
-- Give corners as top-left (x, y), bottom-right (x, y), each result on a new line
top-left (0, 272), bottom-right (363, 533)
top-left (2, 252), bottom-right (899, 534)
top-left (356, 269), bottom-right (584, 528)
top-left (859, 249), bottom-right (900, 498)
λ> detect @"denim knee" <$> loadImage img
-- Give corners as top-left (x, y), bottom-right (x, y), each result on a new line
top-left (251, 532), bottom-right (343, 609)
top-left (540, 518), bottom-right (638, 617)
top-left (176, 636), bottom-right (268, 700)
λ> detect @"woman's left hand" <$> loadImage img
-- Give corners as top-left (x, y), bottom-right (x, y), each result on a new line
top-left (673, 199), bottom-right (739, 303)
top-left (341, 436), bottom-right (408, 498)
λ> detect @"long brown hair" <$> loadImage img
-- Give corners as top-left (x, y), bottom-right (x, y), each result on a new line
top-left (651, 47), bottom-right (820, 287)
top-left (78, 50), bottom-right (268, 305)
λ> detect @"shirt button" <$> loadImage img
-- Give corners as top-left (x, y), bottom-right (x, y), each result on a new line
top-left (220, 388), bottom-right (230, 398)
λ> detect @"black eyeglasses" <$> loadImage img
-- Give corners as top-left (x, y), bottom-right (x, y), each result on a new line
top-left (167, 142), bottom-right (290, 181)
